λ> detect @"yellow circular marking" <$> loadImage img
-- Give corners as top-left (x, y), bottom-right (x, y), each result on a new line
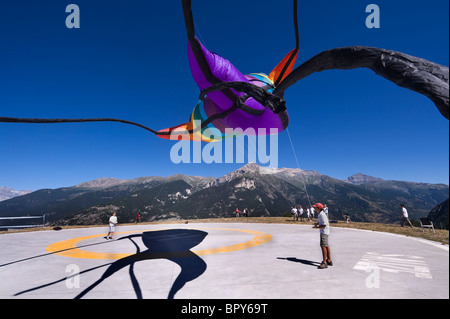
top-left (46, 228), bottom-right (273, 260)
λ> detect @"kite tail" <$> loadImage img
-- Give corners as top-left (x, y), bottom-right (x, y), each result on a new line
top-left (0, 117), bottom-right (160, 135)
top-left (274, 46), bottom-right (449, 120)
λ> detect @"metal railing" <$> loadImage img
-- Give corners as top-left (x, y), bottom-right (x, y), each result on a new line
top-left (0, 215), bottom-right (46, 230)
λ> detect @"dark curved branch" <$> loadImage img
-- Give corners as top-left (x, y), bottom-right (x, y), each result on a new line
top-left (274, 46), bottom-right (449, 119)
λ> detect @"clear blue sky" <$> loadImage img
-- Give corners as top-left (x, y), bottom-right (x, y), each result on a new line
top-left (0, 0), bottom-right (448, 191)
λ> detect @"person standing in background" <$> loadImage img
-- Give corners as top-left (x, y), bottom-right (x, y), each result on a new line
top-left (298, 206), bottom-right (304, 221)
top-left (401, 204), bottom-right (414, 228)
top-left (106, 212), bottom-right (118, 240)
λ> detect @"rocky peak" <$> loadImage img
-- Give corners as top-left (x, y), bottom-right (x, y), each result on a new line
top-left (345, 173), bottom-right (384, 185)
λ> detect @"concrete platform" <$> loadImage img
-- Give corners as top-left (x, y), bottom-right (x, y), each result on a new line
top-left (0, 223), bottom-right (448, 299)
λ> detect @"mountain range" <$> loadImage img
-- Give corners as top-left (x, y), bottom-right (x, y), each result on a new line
top-left (0, 163), bottom-right (448, 227)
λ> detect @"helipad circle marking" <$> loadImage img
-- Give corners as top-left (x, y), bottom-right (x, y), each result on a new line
top-left (46, 228), bottom-right (273, 260)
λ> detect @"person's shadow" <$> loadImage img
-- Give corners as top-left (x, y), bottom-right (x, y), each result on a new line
top-left (277, 257), bottom-right (321, 267)
top-left (15, 229), bottom-right (208, 299)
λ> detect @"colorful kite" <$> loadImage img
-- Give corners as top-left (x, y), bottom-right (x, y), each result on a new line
top-left (1, 0), bottom-right (448, 141)
top-left (156, 0), bottom-right (299, 142)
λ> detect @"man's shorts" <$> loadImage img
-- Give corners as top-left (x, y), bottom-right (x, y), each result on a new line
top-left (320, 233), bottom-right (329, 247)
top-left (109, 225), bottom-right (116, 233)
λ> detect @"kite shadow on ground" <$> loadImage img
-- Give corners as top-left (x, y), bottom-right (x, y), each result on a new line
top-left (14, 229), bottom-right (208, 299)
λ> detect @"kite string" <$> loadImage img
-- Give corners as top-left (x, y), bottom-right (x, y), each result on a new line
top-left (286, 128), bottom-right (312, 208)
top-left (194, 22), bottom-right (208, 49)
